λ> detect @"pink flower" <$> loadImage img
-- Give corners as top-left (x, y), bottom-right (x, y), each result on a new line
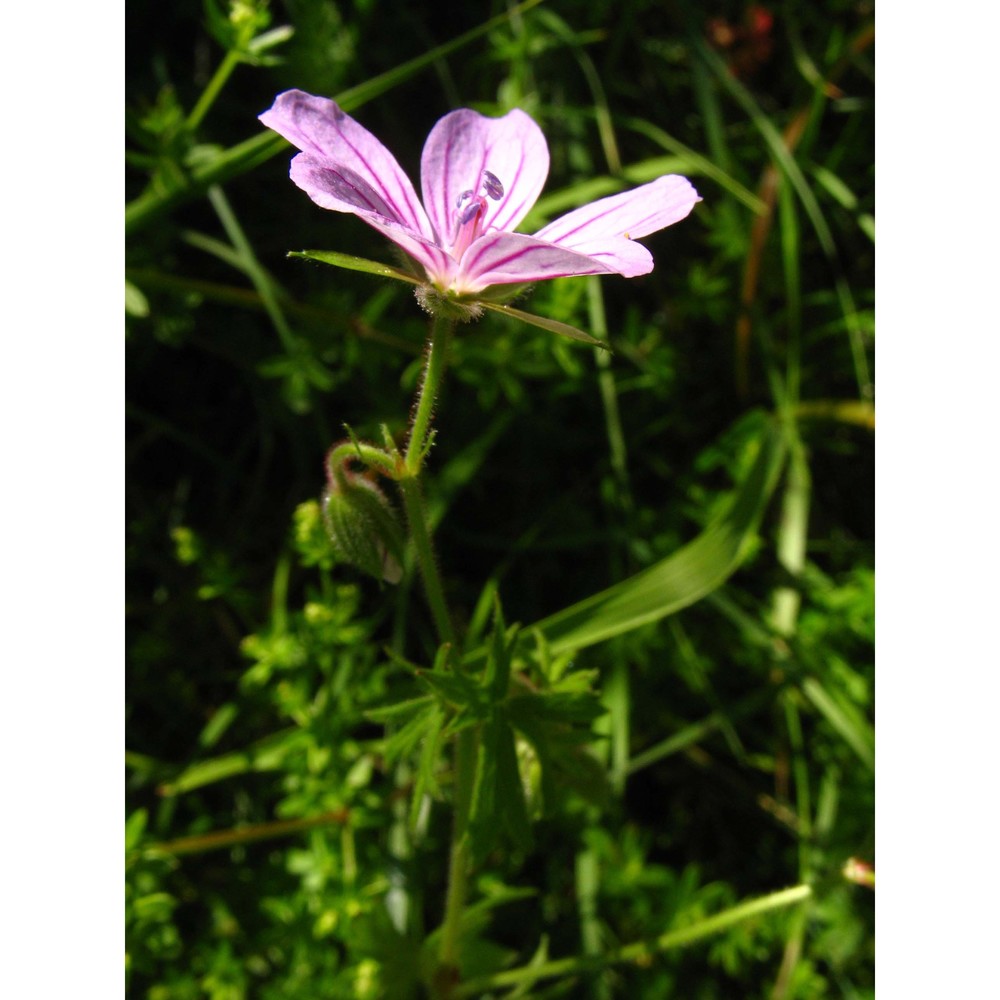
top-left (260, 90), bottom-right (700, 298)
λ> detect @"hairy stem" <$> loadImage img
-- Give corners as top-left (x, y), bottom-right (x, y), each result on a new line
top-left (399, 477), bottom-right (455, 646)
top-left (406, 314), bottom-right (454, 475)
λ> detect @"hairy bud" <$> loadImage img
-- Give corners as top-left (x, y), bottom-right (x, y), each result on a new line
top-left (322, 474), bottom-right (404, 584)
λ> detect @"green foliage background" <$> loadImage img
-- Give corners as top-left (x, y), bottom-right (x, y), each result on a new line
top-left (126, 0), bottom-right (874, 996)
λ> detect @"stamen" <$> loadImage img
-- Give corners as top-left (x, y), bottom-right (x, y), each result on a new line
top-left (458, 199), bottom-right (483, 225)
top-left (481, 170), bottom-right (504, 201)
top-left (450, 171), bottom-right (506, 258)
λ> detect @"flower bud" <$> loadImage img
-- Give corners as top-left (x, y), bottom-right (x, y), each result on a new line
top-left (322, 474), bottom-right (404, 584)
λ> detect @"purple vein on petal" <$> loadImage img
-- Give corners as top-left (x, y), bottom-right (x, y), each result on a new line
top-left (332, 126), bottom-right (431, 236)
top-left (461, 235), bottom-right (611, 285)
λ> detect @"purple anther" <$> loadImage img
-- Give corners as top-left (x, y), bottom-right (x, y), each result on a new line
top-left (455, 189), bottom-right (474, 208)
top-left (481, 170), bottom-right (504, 201)
top-left (458, 199), bottom-right (483, 225)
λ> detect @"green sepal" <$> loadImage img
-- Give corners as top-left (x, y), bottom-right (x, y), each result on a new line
top-left (479, 300), bottom-right (610, 350)
top-left (322, 476), bottom-right (405, 584)
top-left (290, 249), bottom-right (421, 285)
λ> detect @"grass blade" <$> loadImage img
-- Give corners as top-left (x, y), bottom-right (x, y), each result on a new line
top-left (528, 421), bottom-right (786, 654)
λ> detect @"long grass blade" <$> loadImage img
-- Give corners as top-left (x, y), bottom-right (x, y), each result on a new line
top-left (528, 421), bottom-right (786, 654)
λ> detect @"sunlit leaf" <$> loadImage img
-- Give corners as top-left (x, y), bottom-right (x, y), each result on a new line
top-left (479, 301), bottom-right (609, 349)
top-left (290, 250), bottom-right (421, 285)
top-left (527, 421), bottom-right (786, 654)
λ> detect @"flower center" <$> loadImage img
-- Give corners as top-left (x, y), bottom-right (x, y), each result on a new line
top-left (451, 170), bottom-right (505, 259)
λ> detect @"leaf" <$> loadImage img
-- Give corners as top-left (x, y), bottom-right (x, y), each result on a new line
top-left (494, 714), bottom-right (533, 852)
top-left (365, 694), bottom-right (435, 723)
top-left (158, 729), bottom-right (308, 796)
top-left (468, 716), bottom-right (502, 862)
top-left (527, 421), bottom-right (786, 654)
top-left (411, 705), bottom-right (447, 827)
top-left (125, 809), bottom-right (148, 853)
top-left (417, 670), bottom-right (487, 714)
top-left (384, 703), bottom-right (443, 767)
top-left (479, 300), bottom-right (609, 349)
top-left (484, 600), bottom-right (517, 704)
top-left (507, 691), bottom-right (606, 727)
top-left (289, 250), bottom-right (421, 285)
top-left (468, 714), bottom-right (531, 861)
top-left (125, 278), bottom-right (149, 317)
top-left (801, 677), bottom-right (875, 772)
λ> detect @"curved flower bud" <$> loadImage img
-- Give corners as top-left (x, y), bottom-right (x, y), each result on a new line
top-left (322, 473), bottom-right (404, 584)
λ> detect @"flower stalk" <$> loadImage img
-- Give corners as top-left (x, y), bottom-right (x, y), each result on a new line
top-left (405, 315), bottom-right (454, 477)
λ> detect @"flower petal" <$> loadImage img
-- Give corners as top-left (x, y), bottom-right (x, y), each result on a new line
top-left (259, 90), bottom-right (435, 240)
top-left (455, 232), bottom-right (637, 293)
top-left (534, 175), bottom-right (701, 248)
top-left (420, 109), bottom-right (549, 247)
top-left (289, 155), bottom-right (453, 280)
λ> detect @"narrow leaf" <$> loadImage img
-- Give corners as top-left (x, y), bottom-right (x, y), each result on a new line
top-left (290, 250), bottom-right (421, 284)
top-left (384, 704), bottom-right (441, 767)
top-left (801, 677), bottom-right (875, 772)
top-left (495, 714), bottom-right (533, 851)
top-left (365, 694), bottom-right (435, 723)
top-left (528, 422), bottom-right (786, 654)
top-left (479, 301), bottom-right (609, 349)
top-left (158, 729), bottom-right (308, 796)
top-left (411, 705), bottom-right (446, 827)
top-left (468, 716), bottom-right (503, 863)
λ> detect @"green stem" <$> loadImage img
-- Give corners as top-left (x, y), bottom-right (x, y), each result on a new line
top-left (406, 315), bottom-right (454, 475)
top-left (453, 884), bottom-right (812, 997)
top-left (398, 317), bottom-right (457, 646)
top-left (186, 49), bottom-right (242, 133)
top-left (438, 727), bottom-right (477, 980)
top-left (327, 441), bottom-right (397, 479)
top-left (399, 477), bottom-right (455, 646)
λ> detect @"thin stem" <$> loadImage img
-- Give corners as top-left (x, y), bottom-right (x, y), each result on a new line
top-left (438, 727), bottom-right (477, 978)
top-left (398, 316), bottom-right (457, 646)
top-left (396, 314), bottom-right (479, 993)
top-left (399, 477), bottom-right (455, 646)
top-left (453, 884), bottom-right (812, 997)
top-left (206, 185), bottom-right (300, 358)
top-left (186, 49), bottom-right (242, 133)
top-left (406, 315), bottom-right (454, 475)
top-left (327, 441), bottom-right (397, 479)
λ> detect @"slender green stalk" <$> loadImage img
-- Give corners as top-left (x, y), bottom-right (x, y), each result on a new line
top-left (398, 317), bottom-right (457, 642)
top-left (438, 727), bottom-right (477, 981)
top-left (453, 884), bottom-right (812, 996)
top-left (406, 315), bottom-right (454, 475)
top-left (206, 185), bottom-right (300, 358)
top-left (327, 441), bottom-right (397, 478)
top-left (186, 49), bottom-right (242, 133)
top-left (399, 477), bottom-right (455, 646)
top-left (394, 314), bottom-right (480, 994)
